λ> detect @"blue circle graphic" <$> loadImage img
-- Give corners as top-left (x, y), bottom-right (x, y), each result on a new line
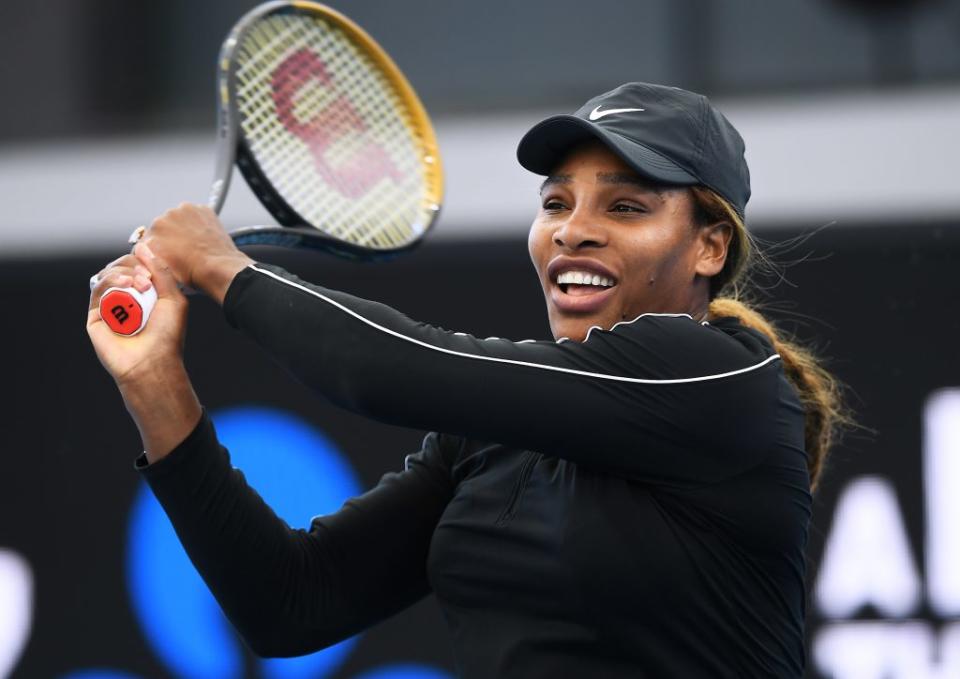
top-left (126, 406), bottom-right (364, 679)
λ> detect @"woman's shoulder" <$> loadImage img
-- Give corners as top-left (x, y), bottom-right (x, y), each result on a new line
top-left (705, 315), bottom-right (777, 357)
top-left (586, 312), bottom-right (779, 382)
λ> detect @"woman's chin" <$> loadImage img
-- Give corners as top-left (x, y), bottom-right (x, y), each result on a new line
top-left (546, 284), bottom-right (622, 341)
top-left (549, 315), bottom-right (607, 343)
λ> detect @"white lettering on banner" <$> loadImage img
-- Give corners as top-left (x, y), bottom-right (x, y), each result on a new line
top-left (813, 389), bottom-right (960, 678)
top-left (925, 389), bottom-right (960, 616)
top-left (0, 549), bottom-right (33, 679)
top-left (815, 622), bottom-right (960, 679)
top-left (815, 477), bottom-right (920, 618)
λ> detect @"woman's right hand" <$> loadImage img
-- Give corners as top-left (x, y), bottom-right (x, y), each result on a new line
top-left (87, 242), bottom-right (203, 463)
top-left (87, 242), bottom-right (188, 386)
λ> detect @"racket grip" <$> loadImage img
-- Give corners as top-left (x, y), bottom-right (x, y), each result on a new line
top-left (99, 286), bottom-right (158, 336)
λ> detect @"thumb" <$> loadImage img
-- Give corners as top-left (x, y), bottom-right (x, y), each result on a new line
top-left (134, 241), bottom-right (183, 299)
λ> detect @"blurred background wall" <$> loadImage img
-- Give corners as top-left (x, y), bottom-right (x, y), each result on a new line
top-left (1, 1), bottom-right (958, 678)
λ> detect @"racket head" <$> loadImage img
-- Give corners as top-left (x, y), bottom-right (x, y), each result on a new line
top-left (217, 1), bottom-right (443, 257)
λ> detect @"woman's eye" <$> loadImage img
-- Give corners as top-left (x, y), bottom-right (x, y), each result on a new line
top-left (611, 203), bottom-right (645, 213)
top-left (542, 200), bottom-right (566, 211)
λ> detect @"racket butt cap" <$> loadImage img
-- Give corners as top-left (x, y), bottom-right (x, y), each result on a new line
top-left (99, 286), bottom-right (158, 336)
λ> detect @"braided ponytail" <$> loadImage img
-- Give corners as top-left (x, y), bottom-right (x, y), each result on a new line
top-left (690, 186), bottom-right (848, 491)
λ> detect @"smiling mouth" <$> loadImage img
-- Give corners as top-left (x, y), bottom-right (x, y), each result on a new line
top-left (549, 268), bottom-right (618, 315)
top-left (556, 270), bottom-right (617, 296)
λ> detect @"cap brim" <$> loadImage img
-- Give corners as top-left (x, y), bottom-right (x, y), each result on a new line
top-left (516, 115), bottom-right (699, 186)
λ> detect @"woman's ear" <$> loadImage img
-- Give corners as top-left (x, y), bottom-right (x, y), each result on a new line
top-left (695, 221), bottom-right (732, 279)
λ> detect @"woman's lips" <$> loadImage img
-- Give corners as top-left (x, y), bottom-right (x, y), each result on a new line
top-left (550, 282), bottom-right (617, 314)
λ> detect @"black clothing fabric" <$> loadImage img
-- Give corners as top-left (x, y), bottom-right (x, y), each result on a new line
top-left (139, 263), bottom-right (812, 678)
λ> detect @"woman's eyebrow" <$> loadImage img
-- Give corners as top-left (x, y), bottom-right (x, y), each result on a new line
top-left (596, 172), bottom-right (664, 197)
top-left (539, 174), bottom-right (572, 193)
top-left (539, 172), bottom-right (666, 199)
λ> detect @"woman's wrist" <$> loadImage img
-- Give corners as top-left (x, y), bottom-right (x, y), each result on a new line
top-left (118, 361), bottom-right (203, 464)
top-left (193, 253), bottom-right (255, 305)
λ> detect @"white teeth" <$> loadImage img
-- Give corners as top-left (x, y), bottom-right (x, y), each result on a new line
top-left (556, 270), bottom-right (615, 287)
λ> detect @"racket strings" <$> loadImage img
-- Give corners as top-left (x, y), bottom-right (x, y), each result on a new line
top-left (232, 12), bottom-right (436, 249)
top-left (238, 19), bottom-right (400, 244)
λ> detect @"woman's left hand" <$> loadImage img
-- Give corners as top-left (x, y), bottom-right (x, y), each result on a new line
top-left (139, 203), bottom-right (253, 300)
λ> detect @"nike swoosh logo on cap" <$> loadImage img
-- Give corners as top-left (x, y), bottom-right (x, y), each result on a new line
top-left (588, 105), bottom-right (645, 121)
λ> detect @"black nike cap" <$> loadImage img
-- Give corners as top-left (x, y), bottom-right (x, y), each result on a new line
top-left (516, 82), bottom-right (751, 217)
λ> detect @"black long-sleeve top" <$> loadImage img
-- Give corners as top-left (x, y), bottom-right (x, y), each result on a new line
top-left (138, 262), bottom-right (812, 678)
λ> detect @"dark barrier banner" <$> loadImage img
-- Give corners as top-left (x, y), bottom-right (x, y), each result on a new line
top-left (1, 224), bottom-right (958, 678)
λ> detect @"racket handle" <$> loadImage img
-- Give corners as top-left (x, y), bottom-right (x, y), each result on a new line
top-left (99, 286), bottom-right (158, 336)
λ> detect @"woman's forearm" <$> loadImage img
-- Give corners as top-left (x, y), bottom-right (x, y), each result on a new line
top-left (194, 252), bottom-right (256, 306)
top-left (118, 361), bottom-right (203, 464)
top-left (222, 263), bottom-right (780, 482)
top-left (139, 411), bottom-right (445, 657)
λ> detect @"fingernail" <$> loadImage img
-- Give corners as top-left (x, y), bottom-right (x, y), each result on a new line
top-left (116, 275), bottom-right (133, 287)
top-left (134, 265), bottom-right (152, 279)
top-left (134, 274), bottom-right (152, 290)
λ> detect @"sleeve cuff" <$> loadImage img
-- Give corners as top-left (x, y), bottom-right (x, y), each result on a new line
top-left (133, 408), bottom-right (219, 478)
top-left (222, 263), bottom-right (265, 330)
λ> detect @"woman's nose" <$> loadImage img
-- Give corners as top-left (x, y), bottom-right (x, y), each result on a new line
top-left (553, 209), bottom-right (607, 250)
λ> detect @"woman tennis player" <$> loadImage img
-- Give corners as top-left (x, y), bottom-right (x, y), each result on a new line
top-left (88, 82), bottom-right (845, 678)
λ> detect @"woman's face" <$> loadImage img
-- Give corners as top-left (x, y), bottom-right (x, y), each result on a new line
top-left (528, 141), bottom-right (729, 342)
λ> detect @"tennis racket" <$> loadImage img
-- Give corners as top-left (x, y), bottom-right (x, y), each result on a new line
top-left (99, 0), bottom-right (443, 336)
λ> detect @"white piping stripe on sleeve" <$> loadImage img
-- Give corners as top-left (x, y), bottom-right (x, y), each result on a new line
top-left (247, 265), bottom-right (782, 386)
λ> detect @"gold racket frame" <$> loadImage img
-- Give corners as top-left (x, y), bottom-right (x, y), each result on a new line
top-left (211, 0), bottom-right (444, 257)
top-left (290, 1), bottom-right (444, 213)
